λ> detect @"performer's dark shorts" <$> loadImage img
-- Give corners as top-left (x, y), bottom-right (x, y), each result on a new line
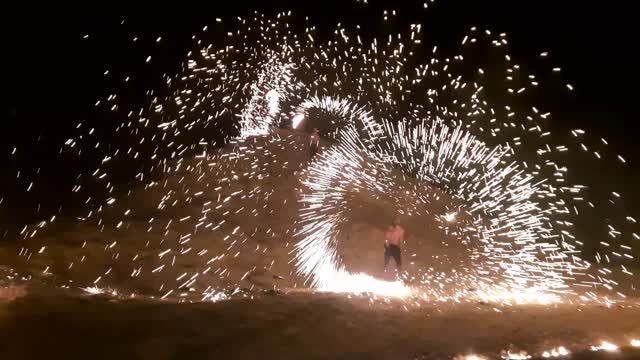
top-left (309, 144), bottom-right (318, 159)
top-left (384, 244), bottom-right (402, 268)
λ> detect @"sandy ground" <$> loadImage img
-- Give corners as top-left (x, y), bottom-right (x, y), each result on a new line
top-left (0, 290), bottom-right (639, 360)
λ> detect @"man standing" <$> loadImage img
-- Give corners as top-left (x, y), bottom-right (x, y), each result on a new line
top-left (384, 216), bottom-right (404, 275)
top-left (309, 128), bottom-right (320, 160)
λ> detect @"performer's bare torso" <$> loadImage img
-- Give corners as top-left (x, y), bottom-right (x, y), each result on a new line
top-left (384, 225), bottom-right (404, 246)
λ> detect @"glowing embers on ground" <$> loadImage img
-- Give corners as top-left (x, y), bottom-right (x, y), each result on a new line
top-left (315, 272), bottom-right (567, 304)
top-left (319, 272), bottom-right (411, 298)
top-left (501, 352), bottom-right (531, 360)
top-left (590, 341), bottom-right (619, 352)
top-left (473, 285), bottom-right (562, 305)
top-left (541, 346), bottom-right (569, 358)
top-left (455, 355), bottom-right (487, 360)
top-left (460, 339), bottom-right (640, 360)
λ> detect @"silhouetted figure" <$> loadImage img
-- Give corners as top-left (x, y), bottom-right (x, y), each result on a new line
top-left (383, 216), bottom-right (404, 275)
top-left (309, 128), bottom-right (320, 160)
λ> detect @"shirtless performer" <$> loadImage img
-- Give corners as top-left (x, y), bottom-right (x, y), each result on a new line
top-left (309, 128), bottom-right (320, 160)
top-left (383, 216), bottom-right (404, 274)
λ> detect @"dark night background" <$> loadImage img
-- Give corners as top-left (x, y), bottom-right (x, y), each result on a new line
top-left (3, 0), bottom-right (639, 261)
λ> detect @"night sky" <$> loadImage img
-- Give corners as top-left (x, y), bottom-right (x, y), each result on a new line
top-left (3, 0), bottom-right (639, 254)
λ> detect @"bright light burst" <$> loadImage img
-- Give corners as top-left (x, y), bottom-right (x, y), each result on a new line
top-left (320, 273), bottom-right (411, 298)
top-left (81, 286), bottom-right (105, 295)
top-left (453, 355), bottom-right (487, 360)
top-left (502, 352), bottom-right (531, 360)
top-left (541, 346), bottom-right (570, 358)
top-left (443, 212), bottom-right (457, 223)
top-left (590, 341), bottom-right (619, 352)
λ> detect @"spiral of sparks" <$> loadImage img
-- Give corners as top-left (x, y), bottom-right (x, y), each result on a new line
top-left (291, 95), bottom-right (579, 299)
top-left (7, 10), bottom-right (637, 303)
